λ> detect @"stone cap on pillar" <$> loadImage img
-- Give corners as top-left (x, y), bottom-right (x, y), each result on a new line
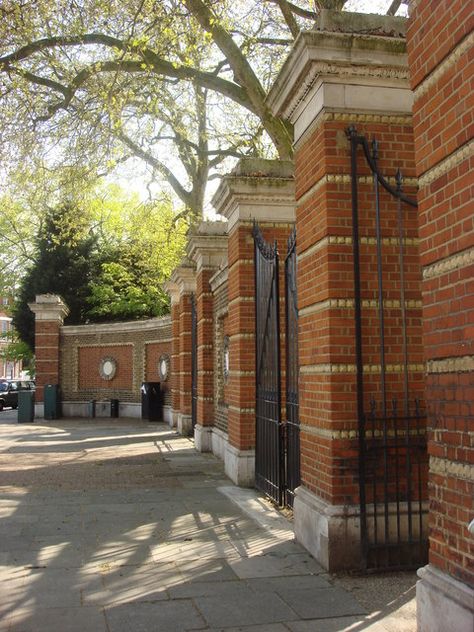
top-left (266, 10), bottom-right (413, 143)
top-left (186, 221), bottom-right (228, 273)
top-left (212, 158), bottom-right (295, 232)
top-left (28, 294), bottom-right (69, 323)
top-left (167, 258), bottom-right (196, 300)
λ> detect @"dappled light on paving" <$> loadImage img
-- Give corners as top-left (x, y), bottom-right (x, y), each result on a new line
top-left (0, 415), bottom-right (416, 631)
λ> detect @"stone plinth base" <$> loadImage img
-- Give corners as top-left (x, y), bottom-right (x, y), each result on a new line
top-left (194, 425), bottom-right (212, 452)
top-left (170, 409), bottom-right (179, 428)
top-left (294, 485), bottom-right (361, 571)
top-left (177, 413), bottom-right (193, 436)
top-left (417, 565), bottom-right (474, 632)
top-left (34, 403), bottom-right (44, 419)
top-left (55, 402), bottom-right (172, 423)
top-left (225, 443), bottom-right (255, 487)
top-left (211, 427), bottom-right (228, 461)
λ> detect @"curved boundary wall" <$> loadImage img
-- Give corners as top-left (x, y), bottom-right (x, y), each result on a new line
top-left (29, 294), bottom-right (172, 422)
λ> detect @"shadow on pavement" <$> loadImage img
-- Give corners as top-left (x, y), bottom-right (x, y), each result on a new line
top-left (0, 419), bottom-right (417, 632)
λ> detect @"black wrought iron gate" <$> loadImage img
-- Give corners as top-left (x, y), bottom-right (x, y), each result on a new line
top-left (253, 224), bottom-right (282, 504)
top-left (191, 294), bottom-right (197, 430)
top-left (253, 224), bottom-right (300, 508)
top-left (347, 127), bottom-right (428, 570)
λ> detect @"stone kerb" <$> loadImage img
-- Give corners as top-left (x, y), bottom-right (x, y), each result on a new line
top-left (212, 158), bottom-right (295, 487)
top-left (168, 259), bottom-right (196, 436)
top-left (29, 294), bottom-right (69, 411)
top-left (186, 221), bottom-right (228, 452)
top-left (267, 11), bottom-right (423, 571)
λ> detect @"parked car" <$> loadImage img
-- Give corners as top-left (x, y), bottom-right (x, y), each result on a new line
top-left (0, 380), bottom-right (35, 411)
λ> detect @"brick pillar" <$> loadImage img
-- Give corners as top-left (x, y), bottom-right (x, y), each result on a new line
top-left (268, 11), bottom-right (425, 570)
top-left (169, 261), bottom-right (196, 435)
top-left (28, 294), bottom-right (69, 414)
top-left (212, 158), bottom-right (295, 486)
top-left (407, 2), bottom-right (474, 629)
top-left (187, 222), bottom-right (228, 452)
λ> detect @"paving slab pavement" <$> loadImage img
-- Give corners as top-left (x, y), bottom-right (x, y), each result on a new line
top-left (0, 411), bottom-right (417, 631)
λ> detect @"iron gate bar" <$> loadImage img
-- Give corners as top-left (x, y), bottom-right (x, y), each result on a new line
top-left (346, 126), bottom-right (427, 571)
top-left (372, 139), bottom-right (390, 545)
top-left (253, 222), bottom-right (283, 505)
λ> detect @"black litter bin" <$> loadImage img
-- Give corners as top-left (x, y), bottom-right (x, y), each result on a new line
top-left (141, 382), bottom-right (163, 421)
top-left (88, 400), bottom-right (96, 418)
top-left (110, 398), bottom-right (119, 418)
top-left (44, 384), bottom-right (60, 420)
top-left (18, 390), bottom-right (34, 423)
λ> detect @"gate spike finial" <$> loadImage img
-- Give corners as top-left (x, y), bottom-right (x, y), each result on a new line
top-left (396, 168), bottom-right (403, 191)
top-left (346, 125), bottom-right (357, 140)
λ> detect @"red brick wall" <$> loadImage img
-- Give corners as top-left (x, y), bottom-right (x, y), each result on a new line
top-left (58, 318), bottom-right (172, 404)
top-left (179, 294), bottom-right (193, 415)
top-left (197, 268), bottom-right (216, 427)
top-left (408, 0), bottom-right (474, 586)
top-left (145, 341), bottom-right (172, 398)
top-left (295, 114), bottom-right (425, 506)
top-left (35, 320), bottom-right (61, 402)
top-left (227, 221), bottom-right (293, 451)
top-left (227, 224), bottom-right (256, 450)
top-left (78, 345), bottom-right (133, 390)
top-left (171, 303), bottom-right (180, 412)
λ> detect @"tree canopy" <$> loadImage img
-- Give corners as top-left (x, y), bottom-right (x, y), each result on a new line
top-left (12, 187), bottom-right (188, 350)
top-left (1, 1), bottom-right (366, 220)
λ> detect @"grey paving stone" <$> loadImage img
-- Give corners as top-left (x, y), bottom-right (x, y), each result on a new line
top-left (278, 586), bottom-right (366, 620)
top-left (20, 567), bottom-right (103, 608)
top-left (168, 578), bottom-right (249, 599)
top-left (285, 617), bottom-right (387, 631)
top-left (204, 625), bottom-right (290, 632)
top-left (0, 419), bottom-right (417, 632)
top-left (83, 563), bottom-right (171, 605)
top-left (245, 573), bottom-right (333, 593)
top-left (5, 606), bottom-right (108, 632)
top-left (7, 543), bottom-right (85, 568)
top-left (176, 557), bottom-right (240, 583)
top-left (105, 599), bottom-right (205, 632)
top-left (194, 588), bottom-right (299, 628)
top-left (228, 552), bottom-right (324, 579)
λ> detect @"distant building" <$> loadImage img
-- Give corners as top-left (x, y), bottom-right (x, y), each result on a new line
top-left (0, 296), bottom-right (22, 378)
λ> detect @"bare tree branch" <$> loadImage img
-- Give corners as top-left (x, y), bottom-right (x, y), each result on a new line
top-left (116, 130), bottom-right (192, 207)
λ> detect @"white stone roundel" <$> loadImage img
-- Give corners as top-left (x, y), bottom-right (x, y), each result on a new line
top-left (99, 357), bottom-right (117, 380)
top-left (158, 354), bottom-right (170, 381)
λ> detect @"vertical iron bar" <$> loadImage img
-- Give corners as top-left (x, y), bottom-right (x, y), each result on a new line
top-left (348, 127), bottom-right (368, 568)
top-left (373, 140), bottom-right (388, 417)
top-left (370, 400), bottom-right (378, 547)
top-left (416, 398), bottom-right (424, 554)
top-left (373, 140), bottom-right (390, 547)
top-left (397, 171), bottom-right (410, 417)
top-left (274, 240), bottom-right (283, 505)
top-left (405, 395), bottom-right (413, 553)
top-left (392, 398), bottom-right (401, 544)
